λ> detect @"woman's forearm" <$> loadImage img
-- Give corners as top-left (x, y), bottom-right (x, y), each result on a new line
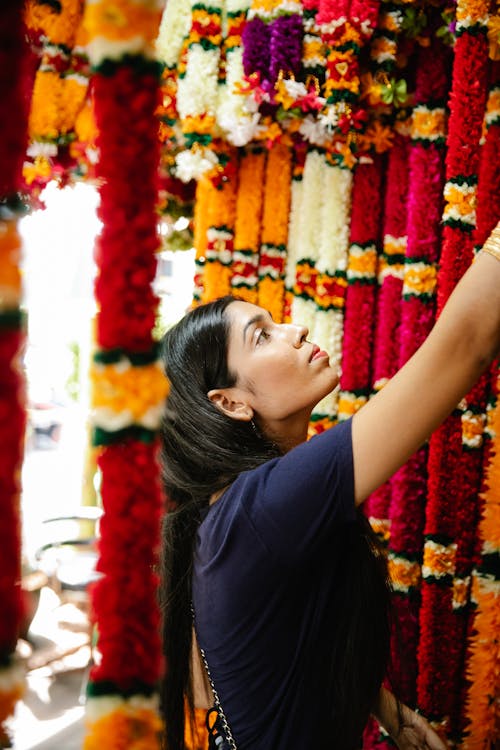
top-left (352, 221), bottom-right (500, 505)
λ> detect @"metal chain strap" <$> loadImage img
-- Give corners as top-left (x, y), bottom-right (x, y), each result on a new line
top-left (198, 644), bottom-right (238, 750)
top-left (191, 603), bottom-right (238, 750)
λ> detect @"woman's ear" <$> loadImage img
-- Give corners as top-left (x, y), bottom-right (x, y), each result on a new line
top-left (207, 388), bottom-right (254, 422)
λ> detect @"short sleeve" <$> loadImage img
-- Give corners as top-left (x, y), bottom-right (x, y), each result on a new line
top-left (236, 418), bottom-right (356, 562)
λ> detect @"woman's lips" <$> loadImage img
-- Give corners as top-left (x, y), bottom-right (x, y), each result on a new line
top-left (310, 344), bottom-right (329, 361)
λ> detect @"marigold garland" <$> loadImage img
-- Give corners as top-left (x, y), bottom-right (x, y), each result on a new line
top-left (24, 0), bottom-right (90, 195)
top-left (418, 2), bottom-right (491, 741)
top-left (232, 147), bottom-right (267, 303)
top-left (0, 2), bottom-right (31, 744)
top-left (257, 141), bottom-right (292, 322)
top-left (201, 154), bottom-right (239, 304)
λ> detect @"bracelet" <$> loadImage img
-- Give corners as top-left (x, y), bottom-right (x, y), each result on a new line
top-left (481, 222), bottom-right (500, 262)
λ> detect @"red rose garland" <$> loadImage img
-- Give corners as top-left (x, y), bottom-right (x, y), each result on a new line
top-left (418, 2), bottom-right (490, 740)
top-left (0, 1), bottom-right (31, 744)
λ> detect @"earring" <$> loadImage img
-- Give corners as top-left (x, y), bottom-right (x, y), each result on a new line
top-left (250, 419), bottom-right (259, 436)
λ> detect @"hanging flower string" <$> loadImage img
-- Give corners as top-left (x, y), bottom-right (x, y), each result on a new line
top-left (365, 131), bottom-right (408, 545)
top-left (83, 1), bottom-right (166, 748)
top-left (201, 154), bottom-right (239, 304)
top-left (0, 1), bottom-right (32, 745)
top-left (418, 0), bottom-right (491, 741)
top-left (23, 0), bottom-right (89, 197)
top-left (462, 68), bottom-right (500, 749)
top-left (337, 156), bottom-right (383, 421)
top-left (310, 160), bottom-right (351, 431)
top-left (386, 34), bottom-right (450, 722)
top-left (232, 147), bottom-right (267, 303)
top-left (463, 367), bottom-right (500, 750)
top-left (257, 141), bottom-right (293, 322)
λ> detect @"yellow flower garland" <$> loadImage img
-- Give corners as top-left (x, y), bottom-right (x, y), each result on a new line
top-left (90, 360), bottom-right (169, 430)
top-left (258, 142), bottom-right (292, 322)
top-left (84, 705), bottom-right (163, 750)
top-left (232, 148), bottom-right (267, 303)
top-left (24, 0), bottom-right (83, 48)
top-left (201, 160), bottom-right (239, 304)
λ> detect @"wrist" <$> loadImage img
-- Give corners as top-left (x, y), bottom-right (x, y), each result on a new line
top-left (481, 221), bottom-right (500, 262)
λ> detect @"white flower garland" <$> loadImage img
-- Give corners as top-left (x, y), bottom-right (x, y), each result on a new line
top-left (155, 0), bottom-right (192, 68)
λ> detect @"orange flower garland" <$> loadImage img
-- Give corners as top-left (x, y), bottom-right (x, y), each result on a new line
top-left (201, 152), bottom-right (240, 304)
top-left (257, 142), bottom-right (293, 322)
top-left (232, 147), bottom-right (267, 304)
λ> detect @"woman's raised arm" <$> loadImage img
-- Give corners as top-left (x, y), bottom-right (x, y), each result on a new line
top-left (352, 223), bottom-right (500, 506)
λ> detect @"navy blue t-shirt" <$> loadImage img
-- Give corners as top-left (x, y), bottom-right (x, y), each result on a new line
top-left (192, 418), bottom-right (356, 749)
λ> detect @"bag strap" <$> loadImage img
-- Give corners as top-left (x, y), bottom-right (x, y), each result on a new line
top-left (191, 603), bottom-right (238, 750)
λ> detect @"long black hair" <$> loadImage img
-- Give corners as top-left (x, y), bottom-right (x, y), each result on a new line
top-left (159, 295), bottom-right (394, 750)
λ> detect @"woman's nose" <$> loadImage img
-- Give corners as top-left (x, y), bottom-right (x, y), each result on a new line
top-left (292, 324), bottom-right (309, 348)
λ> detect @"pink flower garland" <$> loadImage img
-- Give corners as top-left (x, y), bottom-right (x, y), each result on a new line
top-left (418, 6), bottom-right (490, 740)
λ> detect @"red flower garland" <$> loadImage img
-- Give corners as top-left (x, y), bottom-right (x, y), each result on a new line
top-left (418, 9), bottom-right (490, 740)
top-left (88, 59), bottom-right (164, 701)
top-left (388, 35), bottom-right (450, 714)
top-left (90, 440), bottom-right (163, 689)
top-left (338, 155), bottom-right (384, 420)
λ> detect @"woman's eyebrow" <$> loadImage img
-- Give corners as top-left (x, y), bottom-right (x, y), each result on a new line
top-left (242, 312), bottom-right (272, 343)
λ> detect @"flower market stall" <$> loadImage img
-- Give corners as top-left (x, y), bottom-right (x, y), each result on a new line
top-left (0, 0), bottom-right (499, 747)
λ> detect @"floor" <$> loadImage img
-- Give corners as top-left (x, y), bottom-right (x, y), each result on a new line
top-left (7, 587), bottom-right (89, 750)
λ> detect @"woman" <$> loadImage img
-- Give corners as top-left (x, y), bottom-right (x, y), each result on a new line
top-left (159, 223), bottom-right (500, 750)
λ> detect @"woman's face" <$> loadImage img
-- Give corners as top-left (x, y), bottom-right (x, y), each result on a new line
top-left (209, 301), bottom-right (339, 431)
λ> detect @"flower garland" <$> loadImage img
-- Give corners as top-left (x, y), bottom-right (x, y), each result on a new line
top-left (192, 175), bottom-right (214, 303)
top-left (232, 146), bottom-right (267, 303)
top-left (201, 154), bottom-right (240, 304)
top-left (337, 155), bottom-right (384, 421)
top-left (0, 1), bottom-right (31, 745)
top-left (385, 33), bottom-right (450, 720)
top-left (463, 366), bottom-right (500, 750)
top-left (291, 148), bottom-right (325, 339)
top-left (418, 1), bottom-right (491, 741)
top-left (218, 0), bottom-right (257, 147)
top-left (174, 0), bottom-right (223, 181)
top-left (310, 159), bottom-right (352, 430)
top-left (315, 0), bottom-right (380, 167)
top-left (462, 68), bottom-right (500, 749)
top-left (283, 143), bottom-right (306, 322)
top-left (23, 0), bottom-right (90, 196)
top-left (364, 131), bottom-right (408, 543)
top-left (257, 141), bottom-right (292, 322)
top-left (82, 2), bottom-right (166, 748)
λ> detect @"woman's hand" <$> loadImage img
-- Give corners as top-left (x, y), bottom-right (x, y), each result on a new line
top-left (389, 704), bottom-right (447, 750)
top-left (372, 689), bottom-right (447, 750)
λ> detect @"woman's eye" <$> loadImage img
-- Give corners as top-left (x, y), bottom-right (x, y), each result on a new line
top-left (256, 329), bottom-right (271, 345)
